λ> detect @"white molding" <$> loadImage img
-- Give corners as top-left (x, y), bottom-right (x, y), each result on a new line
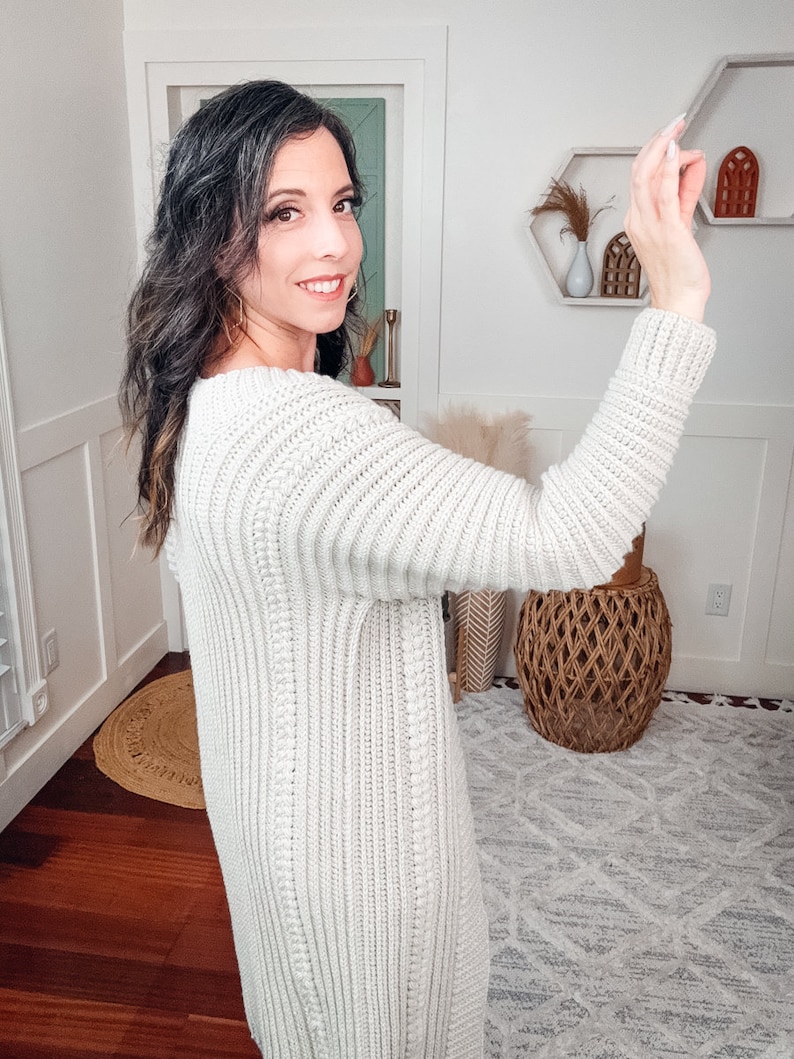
top-left (17, 394), bottom-right (121, 472)
top-left (437, 394), bottom-right (794, 697)
top-left (437, 394), bottom-right (794, 438)
top-left (160, 551), bottom-right (186, 653)
top-left (123, 27), bottom-right (448, 428)
top-left (667, 657), bottom-right (793, 700)
top-left (740, 434), bottom-right (793, 661)
top-left (86, 436), bottom-right (119, 680)
top-left (0, 621), bottom-right (168, 832)
top-left (0, 288), bottom-right (48, 727)
top-left (123, 27), bottom-right (449, 650)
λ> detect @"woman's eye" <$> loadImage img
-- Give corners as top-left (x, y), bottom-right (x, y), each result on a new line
top-left (272, 206), bottom-right (298, 223)
top-left (333, 198), bottom-right (356, 215)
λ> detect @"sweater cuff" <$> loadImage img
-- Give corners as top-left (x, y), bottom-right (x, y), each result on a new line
top-left (620, 308), bottom-right (716, 393)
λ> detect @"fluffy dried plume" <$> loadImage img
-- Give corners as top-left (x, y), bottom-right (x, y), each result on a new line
top-left (358, 316), bottom-right (382, 360)
top-left (426, 406), bottom-right (533, 478)
top-left (531, 178), bottom-right (613, 242)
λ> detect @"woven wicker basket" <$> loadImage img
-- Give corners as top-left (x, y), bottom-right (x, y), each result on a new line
top-left (514, 568), bottom-right (671, 753)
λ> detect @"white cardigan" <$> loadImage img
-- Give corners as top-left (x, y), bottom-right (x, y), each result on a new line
top-left (168, 309), bottom-right (715, 1058)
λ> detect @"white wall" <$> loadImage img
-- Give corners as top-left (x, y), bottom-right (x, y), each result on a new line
top-left (0, 0), bottom-right (167, 830)
top-left (124, 0), bottom-right (794, 697)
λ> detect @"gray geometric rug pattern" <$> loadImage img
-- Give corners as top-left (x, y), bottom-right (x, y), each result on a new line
top-left (456, 687), bottom-right (794, 1058)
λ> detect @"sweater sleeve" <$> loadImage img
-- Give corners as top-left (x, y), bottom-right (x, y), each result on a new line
top-left (279, 309), bottom-right (715, 599)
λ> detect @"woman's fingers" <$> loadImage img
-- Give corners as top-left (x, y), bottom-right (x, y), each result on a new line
top-left (628, 128), bottom-right (705, 231)
top-left (659, 113), bottom-right (687, 137)
top-left (678, 151), bottom-right (707, 224)
top-left (623, 118), bottom-right (711, 321)
top-left (632, 115), bottom-right (686, 174)
top-left (628, 119), bottom-right (685, 222)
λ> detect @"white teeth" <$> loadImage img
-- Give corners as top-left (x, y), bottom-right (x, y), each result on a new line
top-left (302, 279), bottom-right (341, 294)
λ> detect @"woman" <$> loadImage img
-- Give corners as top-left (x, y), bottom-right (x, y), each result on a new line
top-left (121, 81), bottom-right (714, 1057)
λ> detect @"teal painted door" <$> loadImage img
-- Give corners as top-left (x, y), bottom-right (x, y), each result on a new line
top-left (324, 98), bottom-right (386, 381)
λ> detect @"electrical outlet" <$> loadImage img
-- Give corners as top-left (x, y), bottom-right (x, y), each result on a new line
top-left (705, 583), bottom-right (732, 617)
top-left (42, 629), bottom-right (59, 673)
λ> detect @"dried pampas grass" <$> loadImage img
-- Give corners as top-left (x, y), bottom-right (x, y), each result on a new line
top-left (359, 317), bottom-right (382, 359)
top-left (426, 406), bottom-right (533, 478)
top-left (531, 178), bottom-right (613, 243)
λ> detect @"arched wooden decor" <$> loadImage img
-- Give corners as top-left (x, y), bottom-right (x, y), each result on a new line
top-left (715, 146), bottom-right (759, 219)
top-left (600, 231), bottom-right (642, 299)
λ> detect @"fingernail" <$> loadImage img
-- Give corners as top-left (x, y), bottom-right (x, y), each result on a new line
top-left (666, 138), bottom-right (677, 161)
top-left (681, 152), bottom-right (706, 175)
top-left (660, 112), bottom-right (687, 136)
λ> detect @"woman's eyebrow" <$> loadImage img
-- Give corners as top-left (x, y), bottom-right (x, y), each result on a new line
top-left (266, 187), bottom-right (306, 203)
top-left (266, 183), bottom-right (356, 204)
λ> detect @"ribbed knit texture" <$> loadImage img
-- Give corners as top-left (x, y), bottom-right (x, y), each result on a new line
top-left (169, 309), bottom-right (715, 1057)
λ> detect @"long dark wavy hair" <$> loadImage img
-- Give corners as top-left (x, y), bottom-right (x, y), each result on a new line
top-left (121, 79), bottom-right (365, 554)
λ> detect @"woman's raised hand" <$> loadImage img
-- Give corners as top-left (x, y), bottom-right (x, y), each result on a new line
top-left (623, 116), bottom-right (711, 323)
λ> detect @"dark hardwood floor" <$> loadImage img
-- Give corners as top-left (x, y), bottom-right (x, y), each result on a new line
top-left (0, 653), bottom-right (260, 1059)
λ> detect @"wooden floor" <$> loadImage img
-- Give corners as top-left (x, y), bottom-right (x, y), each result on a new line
top-left (0, 653), bottom-right (260, 1059)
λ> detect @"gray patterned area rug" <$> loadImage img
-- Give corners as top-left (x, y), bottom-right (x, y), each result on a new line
top-left (455, 687), bottom-right (794, 1058)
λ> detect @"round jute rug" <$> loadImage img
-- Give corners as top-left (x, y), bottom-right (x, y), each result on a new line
top-left (93, 669), bottom-right (205, 809)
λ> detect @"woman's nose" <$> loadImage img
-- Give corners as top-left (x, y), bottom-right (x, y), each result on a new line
top-left (313, 212), bottom-right (357, 259)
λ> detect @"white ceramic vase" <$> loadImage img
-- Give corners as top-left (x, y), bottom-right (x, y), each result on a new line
top-left (566, 240), bottom-right (594, 298)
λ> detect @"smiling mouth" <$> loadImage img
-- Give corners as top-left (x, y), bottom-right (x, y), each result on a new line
top-left (299, 278), bottom-right (343, 294)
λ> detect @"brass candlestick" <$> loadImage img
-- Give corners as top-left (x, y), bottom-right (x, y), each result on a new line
top-left (379, 309), bottom-right (400, 388)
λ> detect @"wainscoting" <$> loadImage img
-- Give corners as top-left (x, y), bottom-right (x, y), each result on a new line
top-left (438, 393), bottom-right (794, 698)
top-left (0, 395), bottom-right (167, 831)
top-left (2, 387), bottom-right (791, 835)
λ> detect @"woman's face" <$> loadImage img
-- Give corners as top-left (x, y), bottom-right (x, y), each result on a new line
top-left (238, 126), bottom-right (363, 350)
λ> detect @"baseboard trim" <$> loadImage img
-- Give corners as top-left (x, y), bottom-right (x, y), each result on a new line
top-left (667, 656), bottom-right (794, 700)
top-left (0, 623), bottom-right (168, 832)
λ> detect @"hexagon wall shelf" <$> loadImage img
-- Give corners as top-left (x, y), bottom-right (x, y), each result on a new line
top-left (526, 148), bottom-right (650, 307)
top-left (682, 53), bottom-right (794, 225)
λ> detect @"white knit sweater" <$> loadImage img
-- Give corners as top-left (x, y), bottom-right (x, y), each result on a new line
top-left (169, 309), bottom-right (715, 1057)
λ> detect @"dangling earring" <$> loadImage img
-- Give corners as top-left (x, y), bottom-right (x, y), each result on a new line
top-left (347, 281), bottom-right (359, 304)
top-left (221, 287), bottom-right (245, 344)
top-left (226, 287), bottom-right (245, 327)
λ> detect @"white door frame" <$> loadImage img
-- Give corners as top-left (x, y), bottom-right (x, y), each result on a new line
top-left (0, 288), bottom-right (49, 734)
top-left (123, 27), bottom-right (448, 650)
